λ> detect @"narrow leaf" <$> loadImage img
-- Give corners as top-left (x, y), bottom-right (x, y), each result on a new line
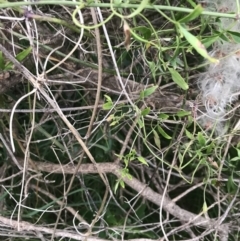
top-left (137, 156), bottom-right (148, 166)
top-left (169, 68), bottom-right (188, 90)
top-left (197, 132), bottom-right (205, 146)
top-left (140, 85), bottom-right (158, 98)
top-left (103, 102), bottom-right (113, 110)
top-left (137, 118), bottom-right (144, 128)
top-left (185, 129), bottom-right (194, 140)
top-left (202, 201), bottom-right (208, 213)
top-left (0, 51), bottom-right (4, 70)
top-left (153, 129), bottom-right (161, 149)
top-left (176, 111), bottom-right (191, 117)
top-left (157, 125), bottom-right (172, 139)
top-left (179, 4), bottom-right (203, 23)
top-left (178, 24), bottom-right (219, 63)
top-left (141, 107), bottom-right (150, 116)
top-left (16, 46), bottom-right (32, 62)
top-left (158, 113), bottom-right (169, 120)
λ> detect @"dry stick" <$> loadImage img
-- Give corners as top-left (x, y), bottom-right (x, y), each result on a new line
top-left (113, 168), bottom-right (208, 227)
top-left (119, 106), bottom-right (148, 240)
top-left (0, 212), bottom-right (215, 241)
top-left (17, 90), bottom-right (38, 230)
top-left (0, 99), bottom-right (130, 113)
top-left (17, 158), bottom-right (230, 231)
top-left (159, 123), bottom-right (186, 241)
top-left (215, 135), bottom-right (232, 241)
top-left (0, 133), bottom-right (23, 170)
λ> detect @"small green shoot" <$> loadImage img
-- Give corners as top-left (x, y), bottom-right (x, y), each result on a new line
top-left (103, 95), bottom-right (113, 110)
top-left (140, 85), bottom-right (158, 99)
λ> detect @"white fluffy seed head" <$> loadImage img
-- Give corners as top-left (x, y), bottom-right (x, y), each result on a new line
top-left (197, 41), bottom-right (240, 135)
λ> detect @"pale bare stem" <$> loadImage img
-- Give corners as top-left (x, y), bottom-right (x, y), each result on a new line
top-left (218, 180), bottom-right (240, 226)
top-left (24, 173), bottom-right (42, 199)
top-left (17, 90), bottom-right (37, 230)
top-left (172, 182), bottom-right (205, 203)
top-left (96, 7), bottom-right (134, 107)
top-left (115, 115), bottom-right (140, 165)
top-left (84, 2), bottom-right (109, 217)
top-left (215, 134), bottom-right (233, 240)
top-left (0, 133), bottom-right (22, 170)
top-left (25, 9), bottom-right (41, 76)
top-left (0, 155), bottom-right (231, 239)
top-left (159, 123), bottom-right (187, 241)
top-left (86, 6), bottom-right (103, 137)
top-left (45, 11), bottom-right (84, 74)
top-left (51, 146), bottom-right (67, 193)
top-left (10, 88), bottom-right (37, 153)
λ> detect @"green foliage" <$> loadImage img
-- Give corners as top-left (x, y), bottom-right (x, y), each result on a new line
top-left (0, 47), bottom-right (32, 71)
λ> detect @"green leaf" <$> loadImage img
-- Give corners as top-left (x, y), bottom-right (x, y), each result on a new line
top-left (202, 201), bottom-right (208, 213)
top-left (136, 203), bottom-right (146, 219)
top-left (104, 94), bottom-right (112, 102)
top-left (5, 46), bottom-right (32, 69)
top-left (120, 179), bottom-right (125, 188)
top-left (169, 68), bottom-right (188, 90)
top-left (110, 120), bottom-right (118, 126)
top-left (227, 30), bottom-right (240, 43)
top-left (0, 51), bottom-right (5, 70)
top-left (114, 180), bottom-right (120, 193)
top-left (147, 61), bottom-right (156, 81)
top-left (16, 46), bottom-right (32, 62)
top-left (153, 129), bottom-right (161, 149)
top-left (201, 35), bottom-right (220, 48)
top-left (103, 95), bottom-right (113, 110)
top-left (157, 125), bottom-right (172, 139)
top-left (137, 118), bottom-right (144, 128)
top-left (229, 156), bottom-right (240, 162)
top-left (103, 102), bottom-right (113, 110)
top-left (178, 24), bottom-right (219, 63)
top-left (179, 4), bottom-right (203, 23)
top-left (206, 142), bottom-right (215, 154)
top-left (176, 110), bottom-right (191, 117)
top-left (158, 113), bottom-right (169, 120)
top-left (141, 107), bottom-right (150, 116)
top-left (197, 132), bottom-right (206, 146)
top-left (236, 148), bottom-right (240, 159)
top-left (140, 85), bottom-right (158, 99)
top-left (126, 173), bottom-right (132, 179)
top-left (227, 175), bottom-right (237, 194)
top-left (137, 156), bottom-right (148, 166)
top-left (133, 26), bottom-right (152, 40)
top-left (124, 158), bottom-right (128, 167)
top-left (178, 152), bottom-right (183, 165)
top-left (185, 129), bottom-right (194, 140)
top-left (186, 0), bottom-right (196, 7)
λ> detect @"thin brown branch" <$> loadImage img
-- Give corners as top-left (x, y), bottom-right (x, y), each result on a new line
top-left (16, 158), bottom-right (227, 232)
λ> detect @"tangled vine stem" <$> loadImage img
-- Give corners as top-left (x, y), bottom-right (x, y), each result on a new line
top-left (0, 158), bottom-right (229, 241)
top-left (0, 1), bottom-right (239, 241)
